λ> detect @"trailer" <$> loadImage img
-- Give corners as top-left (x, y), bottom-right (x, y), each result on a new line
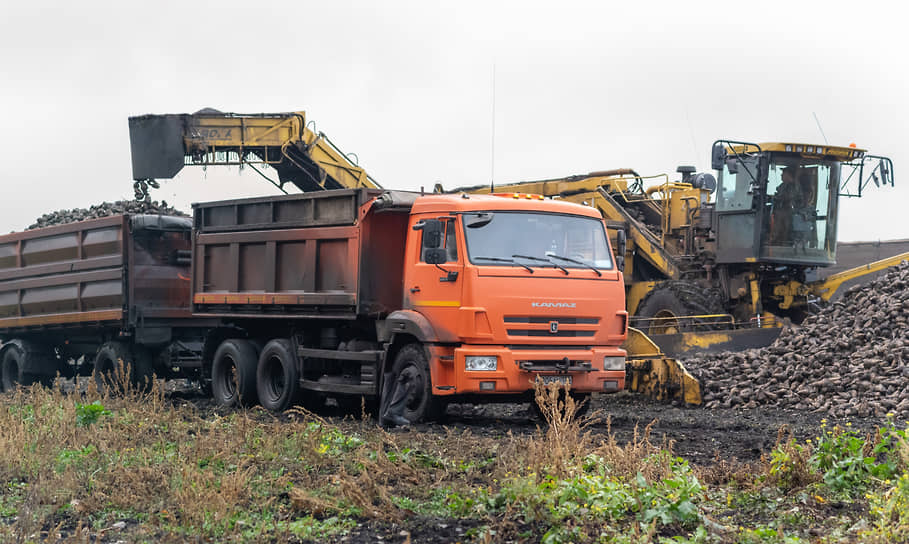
top-left (0, 214), bottom-right (206, 390)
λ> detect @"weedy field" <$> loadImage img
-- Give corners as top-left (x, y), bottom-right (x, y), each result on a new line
top-left (1, 378), bottom-right (908, 543)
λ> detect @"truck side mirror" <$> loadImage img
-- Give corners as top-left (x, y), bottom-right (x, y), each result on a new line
top-left (424, 248), bottom-right (448, 265)
top-left (711, 143), bottom-right (726, 171)
top-left (615, 229), bottom-right (627, 272)
top-left (413, 219), bottom-right (443, 248)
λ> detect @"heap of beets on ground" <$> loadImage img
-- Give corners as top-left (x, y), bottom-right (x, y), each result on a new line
top-left (687, 261), bottom-right (909, 419)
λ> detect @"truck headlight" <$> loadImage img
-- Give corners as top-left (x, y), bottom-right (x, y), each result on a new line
top-left (603, 356), bottom-right (626, 371)
top-left (465, 356), bottom-right (497, 371)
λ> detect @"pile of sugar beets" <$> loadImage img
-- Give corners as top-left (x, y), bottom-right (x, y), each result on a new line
top-left (688, 260), bottom-right (909, 419)
top-left (28, 200), bottom-right (188, 230)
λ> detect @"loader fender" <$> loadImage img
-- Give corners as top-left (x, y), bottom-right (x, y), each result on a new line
top-left (383, 310), bottom-right (440, 344)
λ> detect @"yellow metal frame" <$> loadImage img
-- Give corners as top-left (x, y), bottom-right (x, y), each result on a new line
top-left (184, 111), bottom-right (381, 190)
top-left (623, 327), bottom-right (701, 405)
top-left (773, 252), bottom-right (909, 309)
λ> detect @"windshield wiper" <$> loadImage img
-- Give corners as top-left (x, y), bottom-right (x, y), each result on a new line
top-left (546, 254), bottom-right (603, 276)
top-left (513, 254), bottom-right (568, 275)
top-left (473, 256), bottom-right (533, 273)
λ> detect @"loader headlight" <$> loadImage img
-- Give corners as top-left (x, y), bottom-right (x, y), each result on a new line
top-left (603, 356), bottom-right (626, 371)
top-left (465, 356), bottom-right (497, 371)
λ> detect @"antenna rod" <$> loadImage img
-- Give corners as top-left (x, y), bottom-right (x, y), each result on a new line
top-left (812, 112), bottom-right (829, 145)
top-left (490, 63), bottom-right (496, 193)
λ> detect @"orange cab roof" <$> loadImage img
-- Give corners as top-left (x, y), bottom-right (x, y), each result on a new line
top-left (409, 193), bottom-right (603, 219)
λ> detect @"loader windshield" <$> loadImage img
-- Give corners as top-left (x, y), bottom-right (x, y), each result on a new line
top-left (760, 156), bottom-right (839, 264)
top-left (463, 212), bottom-right (613, 270)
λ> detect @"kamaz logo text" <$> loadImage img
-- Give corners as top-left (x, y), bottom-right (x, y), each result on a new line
top-left (531, 302), bottom-right (576, 308)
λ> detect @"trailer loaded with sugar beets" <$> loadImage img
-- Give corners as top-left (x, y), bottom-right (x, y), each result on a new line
top-left (0, 214), bottom-right (209, 390)
top-left (0, 188), bottom-right (632, 421)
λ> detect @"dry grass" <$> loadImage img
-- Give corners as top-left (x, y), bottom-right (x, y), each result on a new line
top-left (497, 380), bottom-right (676, 484)
top-left (6, 372), bottom-right (890, 542)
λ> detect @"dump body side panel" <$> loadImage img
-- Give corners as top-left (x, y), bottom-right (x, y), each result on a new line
top-left (190, 189), bottom-right (400, 319)
top-left (0, 216), bottom-right (128, 332)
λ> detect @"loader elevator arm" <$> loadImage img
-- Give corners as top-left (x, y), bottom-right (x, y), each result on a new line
top-left (773, 251), bottom-right (909, 309)
top-left (128, 110), bottom-right (381, 197)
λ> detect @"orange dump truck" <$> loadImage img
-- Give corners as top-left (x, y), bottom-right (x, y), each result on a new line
top-left (2, 188), bottom-right (628, 420)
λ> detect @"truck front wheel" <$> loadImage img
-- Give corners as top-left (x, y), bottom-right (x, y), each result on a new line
top-left (257, 339), bottom-right (299, 412)
top-left (389, 344), bottom-right (443, 423)
top-left (211, 339), bottom-right (259, 407)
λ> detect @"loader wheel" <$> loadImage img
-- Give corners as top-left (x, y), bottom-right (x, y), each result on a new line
top-left (93, 342), bottom-right (154, 394)
top-left (388, 344), bottom-right (444, 423)
top-left (211, 339), bottom-right (260, 407)
top-left (257, 339), bottom-right (300, 412)
top-left (635, 281), bottom-right (726, 335)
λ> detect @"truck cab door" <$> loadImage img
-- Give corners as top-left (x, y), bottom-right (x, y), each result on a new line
top-left (403, 216), bottom-right (464, 342)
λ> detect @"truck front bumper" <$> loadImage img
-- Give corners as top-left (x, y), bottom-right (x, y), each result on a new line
top-left (429, 344), bottom-right (626, 395)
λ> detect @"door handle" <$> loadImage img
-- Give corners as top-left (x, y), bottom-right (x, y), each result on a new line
top-left (410, 286), bottom-right (421, 293)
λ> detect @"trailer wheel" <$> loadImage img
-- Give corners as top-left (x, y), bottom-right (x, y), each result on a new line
top-left (211, 339), bottom-right (259, 407)
top-left (389, 344), bottom-right (443, 423)
top-left (93, 342), bottom-right (153, 394)
top-left (257, 339), bottom-right (299, 412)
top-left (1, 342), bottom-right (56, 391)
top-left (2, 345), bottom-right (37, 391)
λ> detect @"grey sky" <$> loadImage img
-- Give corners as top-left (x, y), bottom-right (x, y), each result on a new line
top-left (2, 0), bottom-right (906, 241)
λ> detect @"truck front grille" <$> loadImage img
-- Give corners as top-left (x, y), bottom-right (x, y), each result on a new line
top-left (504, 316), bottom-right (600, 339)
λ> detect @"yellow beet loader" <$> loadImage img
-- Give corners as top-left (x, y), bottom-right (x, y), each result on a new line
top-left (443, 141), bottom-right (899, 367)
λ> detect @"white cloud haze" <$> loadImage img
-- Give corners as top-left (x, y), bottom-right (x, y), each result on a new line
top-left (1, 0), bottom-right (906, 241)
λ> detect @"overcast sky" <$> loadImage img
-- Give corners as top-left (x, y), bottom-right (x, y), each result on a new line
top-left (1, 0), bottom-right (906, 241)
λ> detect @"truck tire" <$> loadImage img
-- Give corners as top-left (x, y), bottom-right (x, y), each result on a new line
top-left (211, 339), bottom-right (259, 407)
top-left (635, 281), bottom-right (727, 335)
top-left (390, 344), bottom-right (444, 423)
top-left (2, 342), bottom-right (55, 391)
top-left (257, 339), bottom-right (299, 412)
top-left (93, 341), bottom-right (154, 394)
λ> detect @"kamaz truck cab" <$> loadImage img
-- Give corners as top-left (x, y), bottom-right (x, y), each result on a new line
top-left (391, 192), bottom-right (628, 420)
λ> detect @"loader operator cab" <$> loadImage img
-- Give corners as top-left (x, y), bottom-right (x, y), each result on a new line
top-left (712, 140), bottom-right (893, 267)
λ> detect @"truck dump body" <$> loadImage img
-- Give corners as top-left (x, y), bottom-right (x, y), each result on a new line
top-left (0, 214), bottom-right (193, 335)
top-left (191, 189), bottom-right (408, 319)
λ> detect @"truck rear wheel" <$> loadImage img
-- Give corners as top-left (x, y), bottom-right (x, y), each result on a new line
top-left (93, 342), bottom-right (154, 394)
top-left (389, 344), bottom-right (443, 423)
top-left (211, 339), bottom-right (259, 407)
top-left (257, 339), bottom-right (299, 412)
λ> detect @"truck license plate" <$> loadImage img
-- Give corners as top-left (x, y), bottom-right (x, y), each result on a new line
top-left (540, 375), bottom-right (572, 387)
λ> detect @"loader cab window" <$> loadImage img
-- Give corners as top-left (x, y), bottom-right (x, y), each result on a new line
top-left (760, 158), bottom-right (838, 264)
top-left (716, 156), bottom-right (759, 211)
top-left (420, 218), bottom-right (458, 263)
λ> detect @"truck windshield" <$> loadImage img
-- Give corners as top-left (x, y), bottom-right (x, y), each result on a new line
top-left (463, 212), bottom-right (613, 270)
